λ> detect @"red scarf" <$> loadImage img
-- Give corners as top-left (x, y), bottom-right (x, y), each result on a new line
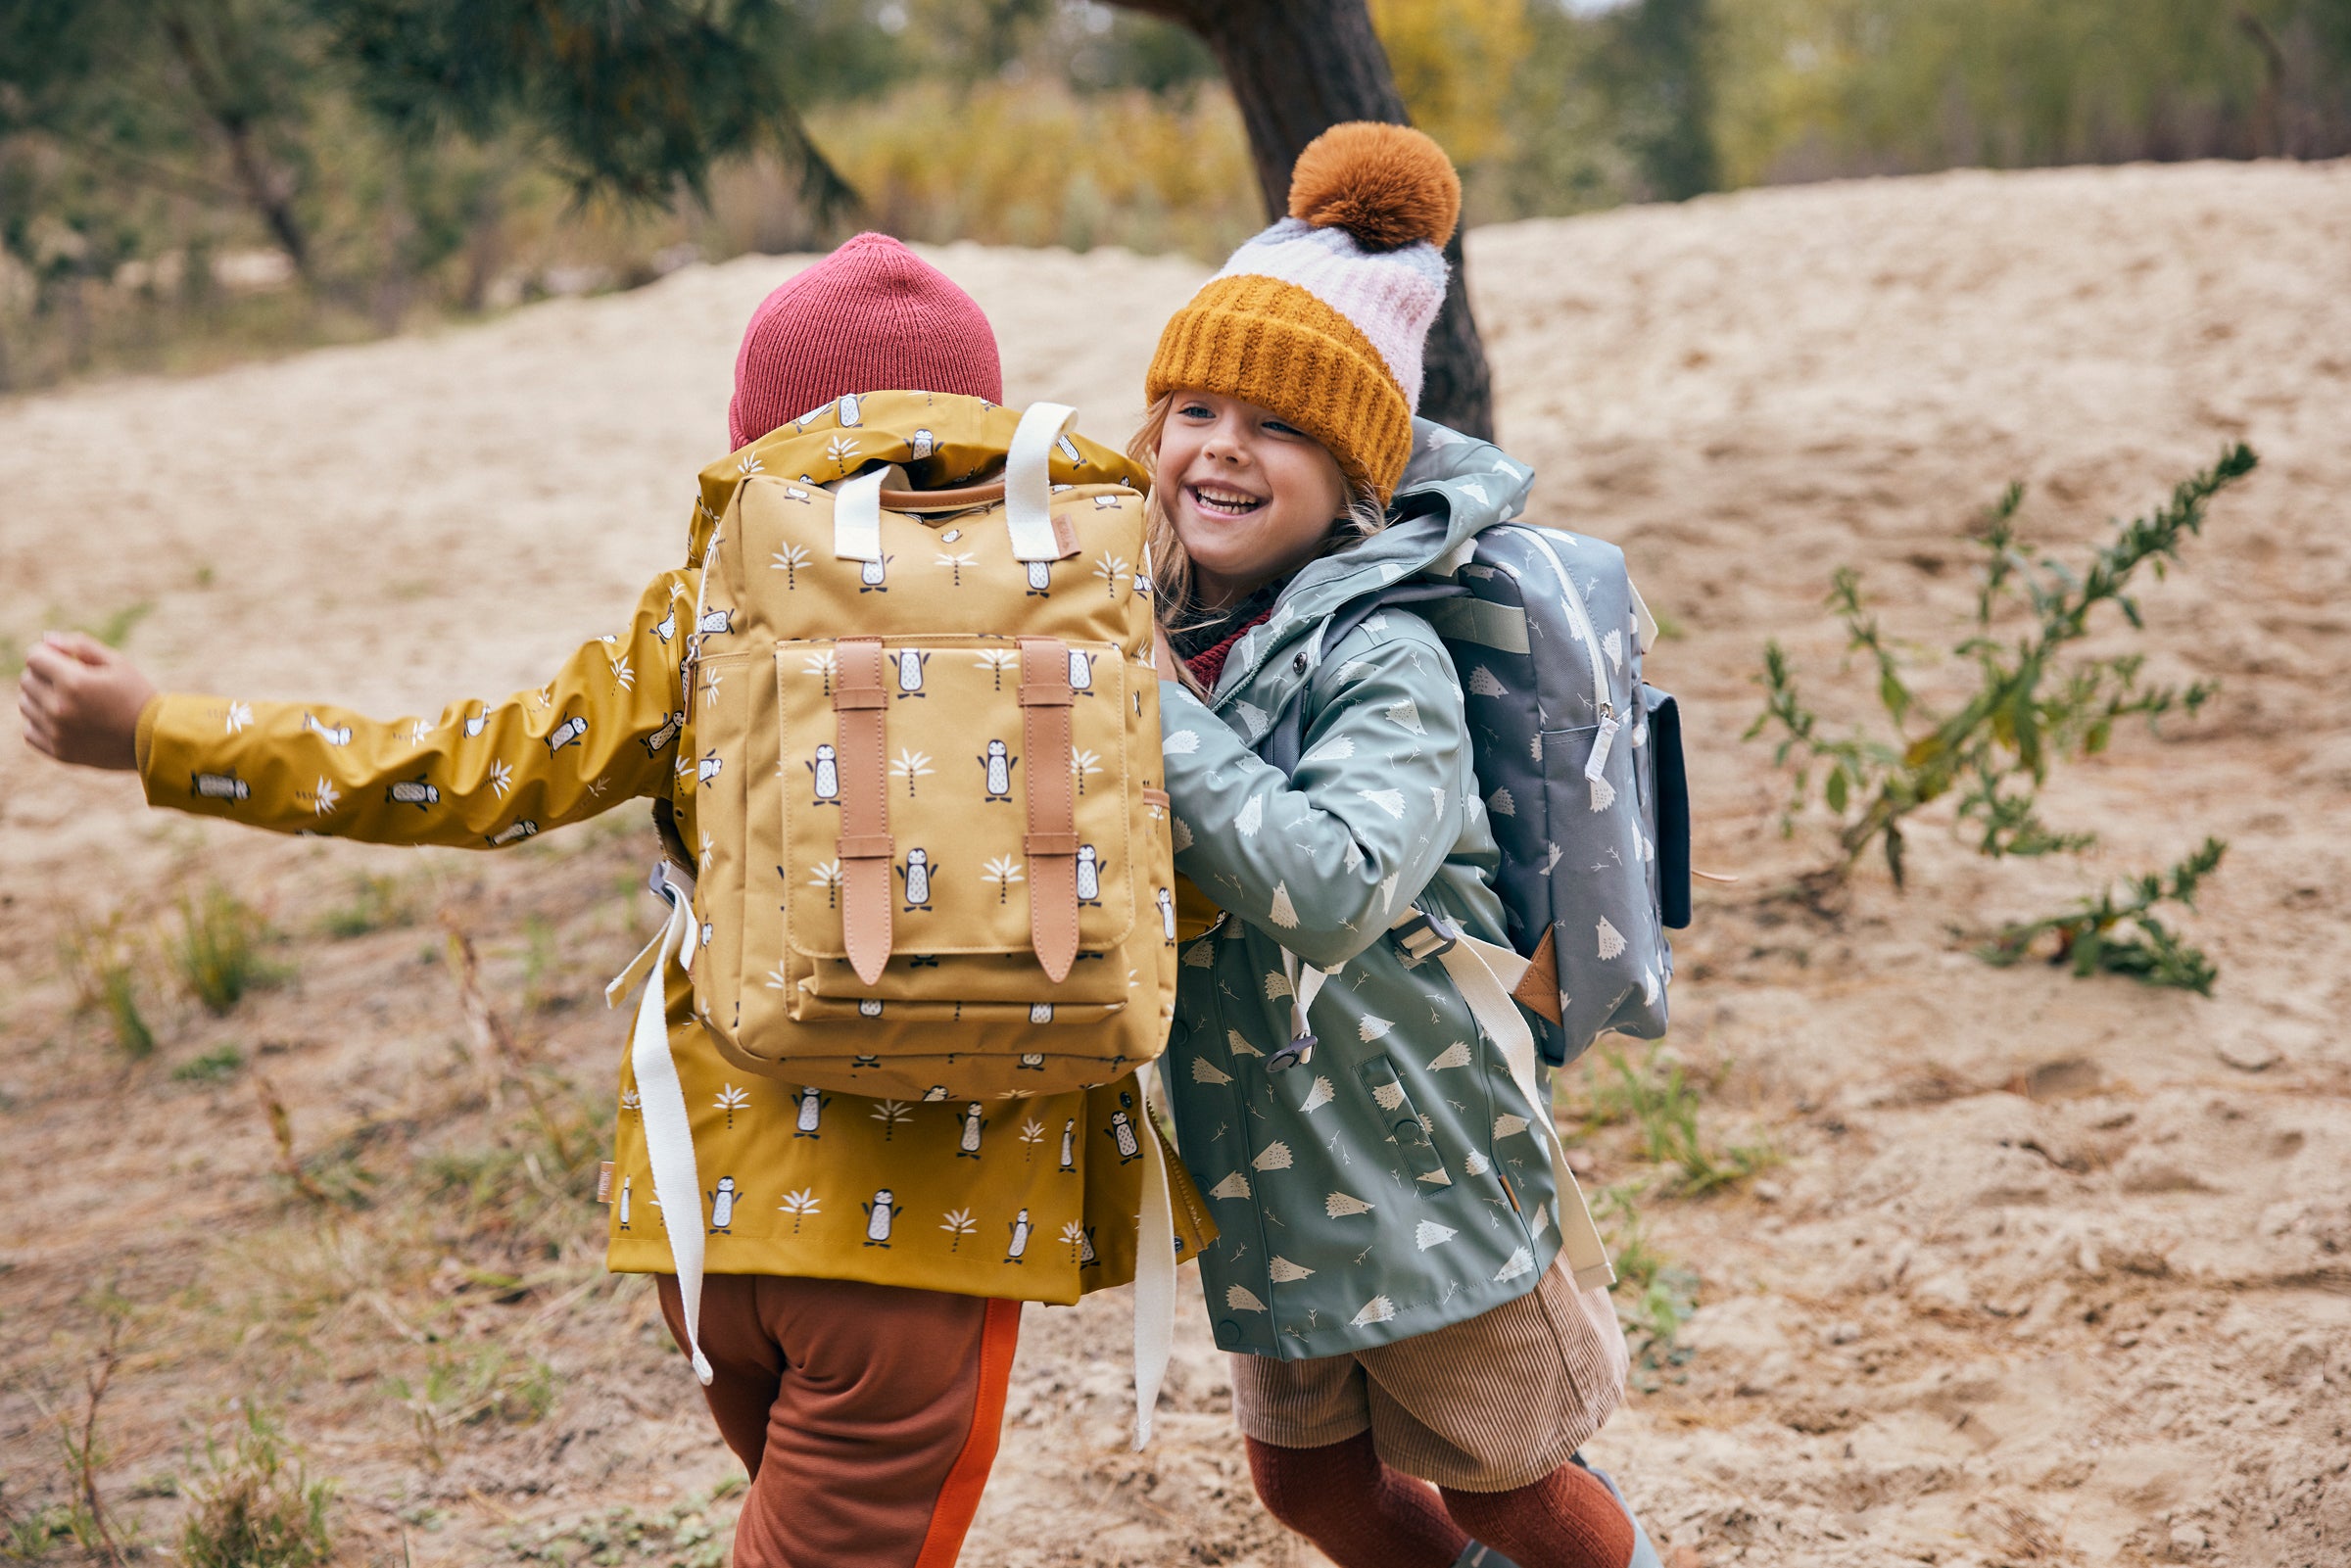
top-left (1180, 605), bottom-right (1276, 691)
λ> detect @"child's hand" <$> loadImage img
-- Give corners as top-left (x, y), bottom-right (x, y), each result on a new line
top-left (19, 633), bottom-right (156, 772)
top-left (1152, 625), bottom-right (1180, 682)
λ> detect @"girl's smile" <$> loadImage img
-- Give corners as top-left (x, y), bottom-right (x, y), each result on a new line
top-left (1159, 390), bottom-right (1350, 608)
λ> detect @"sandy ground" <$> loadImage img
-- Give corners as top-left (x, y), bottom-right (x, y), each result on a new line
top-left (4, 158), bottom-right (2350, 1566)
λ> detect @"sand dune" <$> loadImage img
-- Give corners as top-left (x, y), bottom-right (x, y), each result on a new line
top-left (4, 158), bottom-right (2349, 1565)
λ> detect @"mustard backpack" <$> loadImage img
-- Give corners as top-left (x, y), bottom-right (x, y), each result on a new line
top-left (612, 395), bottom-right (1177, 1106)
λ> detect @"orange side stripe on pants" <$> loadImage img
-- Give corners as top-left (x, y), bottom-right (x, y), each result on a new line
top-left (913, 1297), bottom-right (1024, 1568)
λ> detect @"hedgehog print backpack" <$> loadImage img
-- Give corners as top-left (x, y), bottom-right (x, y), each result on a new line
top-left (1262, 521), bottom-right (1691, 1069)
top-left (609, 396), bottom-right (1179, 1107)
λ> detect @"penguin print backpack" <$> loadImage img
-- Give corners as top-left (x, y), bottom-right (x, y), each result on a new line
top-left (611, 394), bottom-right (1179, 1106)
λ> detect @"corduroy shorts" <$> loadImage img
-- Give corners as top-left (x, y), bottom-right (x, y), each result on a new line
top-left (1228, 1259), bottom-right (1628, 1491)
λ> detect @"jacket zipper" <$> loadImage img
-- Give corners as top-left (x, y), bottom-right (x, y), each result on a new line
top-left (1505, 525), bottom-right (1618, 783)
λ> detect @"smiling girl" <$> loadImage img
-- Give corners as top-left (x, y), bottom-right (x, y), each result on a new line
top-left (1138, 126), bottom-right (1660, 1568)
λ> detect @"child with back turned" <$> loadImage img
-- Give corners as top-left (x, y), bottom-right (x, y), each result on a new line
top-left (1143, 124), bottom-right (1663, 1568)
top-left (18, 233), bottom-right (1206, 1568)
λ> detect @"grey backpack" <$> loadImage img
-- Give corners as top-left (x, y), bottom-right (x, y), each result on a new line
top-left (1263, 524), bottom-right (1689, 1068)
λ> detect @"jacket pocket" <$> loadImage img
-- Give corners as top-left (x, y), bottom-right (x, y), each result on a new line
top-left (1355, 1055), bottom-right (1446, 1182)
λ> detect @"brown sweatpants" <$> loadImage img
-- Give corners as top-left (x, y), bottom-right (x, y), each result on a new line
top-left (657, 1274), bottom-right (1023, 1568)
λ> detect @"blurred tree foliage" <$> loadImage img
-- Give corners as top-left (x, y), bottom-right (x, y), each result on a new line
top-left (2, 0), bottom-right (2347, 394)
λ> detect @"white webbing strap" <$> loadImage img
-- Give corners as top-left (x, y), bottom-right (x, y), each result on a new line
top-left (1407, 918), bottom-right (1616, 1294)
top-left (604, 867), bottom-right (714, 1386)
top-left (1280, 949), bottom-right (1330, 1049)
top-left (1131, 1060), bottom-right (1177, 1449)
top-left (832, 464), bottom-right (888, 564)
top-left (1005, 403), bottom-right (1079, 563)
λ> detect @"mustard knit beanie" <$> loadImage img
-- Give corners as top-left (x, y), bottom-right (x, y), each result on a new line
top-left (1146, 122), bottom-right (1460, 503)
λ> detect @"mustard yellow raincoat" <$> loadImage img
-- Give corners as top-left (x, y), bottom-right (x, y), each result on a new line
top-left (137, 396), bottom-right (1209, 1304)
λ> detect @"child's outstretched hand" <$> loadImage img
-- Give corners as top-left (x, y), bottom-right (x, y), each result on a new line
top-left (18, 633), bottom-right (156, 772)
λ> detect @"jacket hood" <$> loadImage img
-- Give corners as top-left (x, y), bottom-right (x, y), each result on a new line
top-left (1206, 419), bottom-right (1535, 705)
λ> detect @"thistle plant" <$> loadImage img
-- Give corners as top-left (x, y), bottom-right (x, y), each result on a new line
top-left (1749, 445), bottom-right (2255, 990)
top-left (1983, 837), bottom-right (2227, 995)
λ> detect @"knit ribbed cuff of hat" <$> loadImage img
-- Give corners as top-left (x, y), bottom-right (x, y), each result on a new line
top-left (1146, 282), bottom-right (1415, 503)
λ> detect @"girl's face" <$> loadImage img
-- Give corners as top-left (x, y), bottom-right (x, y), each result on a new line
top-left (1157, 390), bottom-right (1349, 609)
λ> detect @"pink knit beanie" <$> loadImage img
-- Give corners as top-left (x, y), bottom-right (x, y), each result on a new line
top-left (727, 232), bottom-right (1004, 450)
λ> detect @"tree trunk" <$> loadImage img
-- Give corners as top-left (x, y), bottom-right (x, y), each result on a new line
top-left (1110, 0), bottom-right (1493, 441)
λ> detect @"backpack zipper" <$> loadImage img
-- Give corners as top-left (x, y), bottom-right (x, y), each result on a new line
top-left (1505, 526), bottom-right (1618, 783)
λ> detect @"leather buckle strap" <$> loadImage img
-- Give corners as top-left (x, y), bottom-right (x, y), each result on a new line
top-left (1018, 636), bottom-right (1079, 983)
top-left (833, 638), bottom-right (893, 985)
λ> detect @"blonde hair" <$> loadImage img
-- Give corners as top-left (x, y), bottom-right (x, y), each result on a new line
top-left (1127, 394), bottom-right (1387, 657)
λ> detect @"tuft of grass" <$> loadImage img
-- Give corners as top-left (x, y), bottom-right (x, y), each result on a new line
top-left (179, 1406), bottom-right (335, 1568)
top-left (505, 1479), bottom-right (744, 1568)
top-left (173, 885), bottom-right (280, 1016)
top-left (386, 1346), bottom-right (558, 1468)
top-left (61, 916), bottom-right (156, 1060)
top-left (318, 873), bottom-right (415, 939)
top-left (80, 601), bottom-right (154, 649)
top-left (520, 914), bottom-right (560, 1012)
top-left (1594, 1185), bottom-right (1699, 1389)
top-left (1586, 1045), bottom-right (1778, 1197)
top-left (173, 1044), bottom-right (247, 1084)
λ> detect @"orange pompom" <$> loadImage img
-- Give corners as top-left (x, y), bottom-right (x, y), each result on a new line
top-left (1286, 122), bottom-right (1461, 252)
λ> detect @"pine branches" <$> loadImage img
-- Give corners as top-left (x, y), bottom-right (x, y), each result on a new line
top-left (1750, 445), bottom-right (2257, 990)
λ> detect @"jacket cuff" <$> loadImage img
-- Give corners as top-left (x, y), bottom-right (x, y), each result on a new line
top-left (133, 693), bottom-right (164, 779)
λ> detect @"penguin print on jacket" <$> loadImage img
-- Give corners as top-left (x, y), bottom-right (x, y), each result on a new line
top-left (859, 555), bottom-right (891, 592)
top-left (1029, 1002), bottom-right (1054, 1024)
top-left (387, 775), bottom-right (440, 810)
top-left (899, 848), bottom-right (935, 912)
top-left (792, 1086), bottom-right (828, 1139)
top-left (1076, 846), bottom-right (1102, 906)
top-left (980, 740), bottom-right (1016, 802)
top-left (697, 607), bottom-right (735, 637)
top-left (910, 428), bottom-right (935, 459)
top-left (858, 998), bottom-right (884, 1019)
top-left (616, 1177), bottom-right (633, 1231)
top-left (642, 711), bottom-right (683, 755)
top-left (1107, 1092), bottom-right (1141, 1164)
top-left (302, 712), bottom-right (352, 746)
top-left (809, 744), bottom-right (840, 804)
top-left (654, 606), bottom-right (677, 642)
top-left (956, 1102), bottom-right (987, 1159)
top-left (1059, 1118), bottom-right (1079, 1172)
top-left (708, 1176), bottom-right (741, 1233)
top-left (193, 771), bottom-right (251, 802)
top-left (1017, 1052), bottom-right (1045, 1071)
top-left (893, 649), bottom-right (929, 698)
top-left (486, 819), bottom-right (539, 846)
top-left (1078, 1225), bottom-right (1099, 1267)
top-left (463, 713), bottom-right (490, 737)
top-left (696, 750), bottom-right (723, 785)
top-left (838, 393), bottom-right (862, 427)
top-left (1025, 561), bottom-right (1052, 595)
top-left (546, 714), bottom-right (589, 755)
top-left (1067, 649), bottom-right (1094, 693)
top-left (1157, 886), bottom-right (1176, 942)
top-left (1004, 1207), bottom-right (1032, 1263)
top-left (862, 1189), bottom-right (901, 1247)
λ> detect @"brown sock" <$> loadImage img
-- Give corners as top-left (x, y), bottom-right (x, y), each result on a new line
top-left (1441, 1462), bottom-right (1636, 1568)
top-left (1246, 1433), bottom-right (1470, 1568)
